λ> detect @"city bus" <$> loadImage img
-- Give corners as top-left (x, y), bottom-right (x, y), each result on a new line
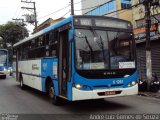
top-left (0, 49), bottom-right (8, 79)
top-left (13, 15), bottom-right (138, 105)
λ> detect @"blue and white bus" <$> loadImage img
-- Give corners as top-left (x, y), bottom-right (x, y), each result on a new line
top-left (0, 49), bottom-right (8, 79)
top-left (13, 15), bottom-right (138, 104)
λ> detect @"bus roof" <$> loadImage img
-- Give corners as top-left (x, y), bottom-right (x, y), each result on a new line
top-left (13, 15), bottom-right (131, 48)
top-left (13, 16), bottom-right (74, 48)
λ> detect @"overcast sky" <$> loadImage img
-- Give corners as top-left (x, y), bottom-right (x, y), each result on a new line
top-left (0, 0), bottom-right (81, 33)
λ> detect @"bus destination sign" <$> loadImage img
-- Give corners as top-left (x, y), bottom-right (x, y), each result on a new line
top-left (75, 18), bottom-right (130, 29)
top-left (95, 19), bottom-right (129, 29)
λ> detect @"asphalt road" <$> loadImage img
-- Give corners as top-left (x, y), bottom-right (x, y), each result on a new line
top-left (0, 77), bottom-right (160, 120)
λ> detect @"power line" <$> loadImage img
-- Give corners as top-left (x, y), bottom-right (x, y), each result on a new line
top-left (38, 0), bottom-right (84, 20)
top-left (37, 5), bottom-right (70, 20)
top-left (13, 2), bottom-right (22, 18)
top-left (75, 0), bottom-right (115, 11)
top-left (14, 2), bottom-right (26, 19)
top-left (62, 10), bottom-right (71, 18)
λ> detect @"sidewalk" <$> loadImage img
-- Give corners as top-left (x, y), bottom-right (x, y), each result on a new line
top-left (138, 90), bottom-right (160, 99)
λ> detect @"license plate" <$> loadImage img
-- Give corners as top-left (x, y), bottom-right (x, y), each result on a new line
top-left (105, 91), bottom-right (116, 95)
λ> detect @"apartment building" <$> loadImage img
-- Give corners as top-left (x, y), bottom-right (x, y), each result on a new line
top-left (132, 0), bottom-right (160, 80)
top-left (81, 0), bottom-right (133, 22)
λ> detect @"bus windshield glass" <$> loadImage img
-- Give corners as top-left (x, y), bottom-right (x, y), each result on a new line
top-left (0, 50), bottom-right (7, 66)
top-left (75, 29), bottom-right (134, 70)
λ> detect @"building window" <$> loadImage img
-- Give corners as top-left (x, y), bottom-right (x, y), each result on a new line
top-left (85, 0), bottom-right (116, 15)
top-left (121, 0), bottom-right (131, 9)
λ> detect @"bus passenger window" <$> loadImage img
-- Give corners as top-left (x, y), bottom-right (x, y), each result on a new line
top-left (42, 36), bottom-right (45, 46)
top-left (45, 34), bottom-right (49, 45)
top-left (31, 39), bottom-right (35, 49)
top-left (49, 31), bottom-right (58, 57)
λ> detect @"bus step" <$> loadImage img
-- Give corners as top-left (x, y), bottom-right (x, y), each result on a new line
top-left (59, 95), bottom-right (67, 100)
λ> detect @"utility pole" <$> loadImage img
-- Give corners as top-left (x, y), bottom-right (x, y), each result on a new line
top-left (21, 0), bottom-right (37, 29)
top-left (71, 0), bottom-right (74, 15)
top-left (143, 0), bottom-right (152, 91)
top-left (12, 18), bottom-right (25, 38)
top-left (143, 0), bottom-right (160, 91)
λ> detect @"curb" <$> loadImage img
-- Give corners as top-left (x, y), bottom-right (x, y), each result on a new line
top-left (138, 92), bottom-right (160, 99)
top-left (138, 92), bottom-right (150, 97)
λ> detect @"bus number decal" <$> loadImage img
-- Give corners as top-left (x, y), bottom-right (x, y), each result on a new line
top-left (113, 80), bottom-right (123, 84)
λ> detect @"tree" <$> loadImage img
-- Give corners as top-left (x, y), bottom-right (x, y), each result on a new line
top-left (0, 21), bottom-right (29, 48)
top-left (0, 21), bottom-right (29, 66)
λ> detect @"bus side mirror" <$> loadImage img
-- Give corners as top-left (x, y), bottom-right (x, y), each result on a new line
top-left (69, 29), bottom-right (74, 42)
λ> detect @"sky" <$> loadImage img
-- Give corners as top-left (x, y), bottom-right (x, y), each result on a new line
top-left (0, 0), bottom-right (82, 33)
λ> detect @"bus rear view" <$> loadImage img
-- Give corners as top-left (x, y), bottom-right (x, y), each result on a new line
top-left (72, 16), bottom-right (138, 101)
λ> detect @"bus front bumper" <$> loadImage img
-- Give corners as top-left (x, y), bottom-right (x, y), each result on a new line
top-left (72, 84), bottom-right (138, 101)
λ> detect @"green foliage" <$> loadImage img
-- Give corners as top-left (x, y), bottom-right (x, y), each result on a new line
top-left (0, 21), bottom-right (29, 48)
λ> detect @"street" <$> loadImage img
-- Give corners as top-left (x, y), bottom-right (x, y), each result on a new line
top-left (0, 77), bottom-right (160, 120)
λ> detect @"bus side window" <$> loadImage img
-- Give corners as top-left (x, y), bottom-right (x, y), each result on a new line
top-left (45, 34), bottom-right (49, 57)
top-left (38, 37), bottom-right (43, 47)
top-left (18, 48), bottom-right (21, 60)
top-left (29, 39), bottom-right (36, 59)
top-left (42, 36), bottom-right (45, 46)
top-left (49, 31), bottom-right (58, 57)
top-left (23, 43), bottom-right (28, 59)
top-left (31, 39), bottom-right (35, 49)
top-left (28, 41), bottom-right (32, 59)
top-left (37, 36), bottom-right (45, 57)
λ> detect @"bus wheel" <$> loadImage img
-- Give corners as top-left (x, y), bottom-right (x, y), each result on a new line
top-left (20, 75), bottom-right (25, 90)
top-left (48, 81), bottom-right (60, 105)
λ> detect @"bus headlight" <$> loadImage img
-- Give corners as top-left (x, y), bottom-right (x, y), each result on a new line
top-left (75, 84), bottom-right (82, 89)
top-left (124, 75), bottom-right (130, 78)
top-left (128, 81), bottom-right (137, 87)
top-left (74, 84), bottom-right (91, 90)
top-left (3, 68), bottom-right (7, 71)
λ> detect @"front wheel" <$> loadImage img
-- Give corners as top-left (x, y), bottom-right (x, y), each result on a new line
top-left (48, 81), bottom-right (60, 105)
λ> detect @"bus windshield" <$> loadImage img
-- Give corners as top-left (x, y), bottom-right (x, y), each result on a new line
top-left (75, 29), bottom-right (134, 70)
top-left (0, 51), bottom-right (7, 66)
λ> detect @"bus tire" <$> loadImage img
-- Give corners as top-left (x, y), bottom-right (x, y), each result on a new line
top-left (20, 75), bottom-right (25, 90)
top-left (48, 81), bottom-right (60, 105)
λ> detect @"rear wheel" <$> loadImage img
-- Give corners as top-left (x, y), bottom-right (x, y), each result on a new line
top-left (48, 81), bottom-right (60, 105)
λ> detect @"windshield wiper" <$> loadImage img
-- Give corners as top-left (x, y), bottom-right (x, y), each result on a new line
top-left (84, 36), bottom-right (93, 52)
top-left (90, 28), bottom-right (105, 62)
top-left (75, 33), bottom-right (93, 53)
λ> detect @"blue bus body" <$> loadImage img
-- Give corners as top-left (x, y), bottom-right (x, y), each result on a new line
top-left (14, 15), bottom-right (138, 103)
top-left (0, 49), bottom-right (8, 79)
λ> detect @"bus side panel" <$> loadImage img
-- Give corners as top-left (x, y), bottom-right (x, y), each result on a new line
top-left (41, 58), bottom-right (58, 96)
top-left (19, 60), bottom-right (42, 91)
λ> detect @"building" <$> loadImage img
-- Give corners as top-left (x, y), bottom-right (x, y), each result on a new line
top-left (81, 0), bottom-right (133, 22)
top-left (132, 0), bottom-right (160, 80)
top-left (33, 17), bottom-right (64, 33)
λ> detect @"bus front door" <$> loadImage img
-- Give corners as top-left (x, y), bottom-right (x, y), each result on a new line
top-left (58, 30), bottom-right (69, 97)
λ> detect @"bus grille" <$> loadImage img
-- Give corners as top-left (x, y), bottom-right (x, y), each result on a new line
top-left (93, 84), bottom-right (123, 89)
